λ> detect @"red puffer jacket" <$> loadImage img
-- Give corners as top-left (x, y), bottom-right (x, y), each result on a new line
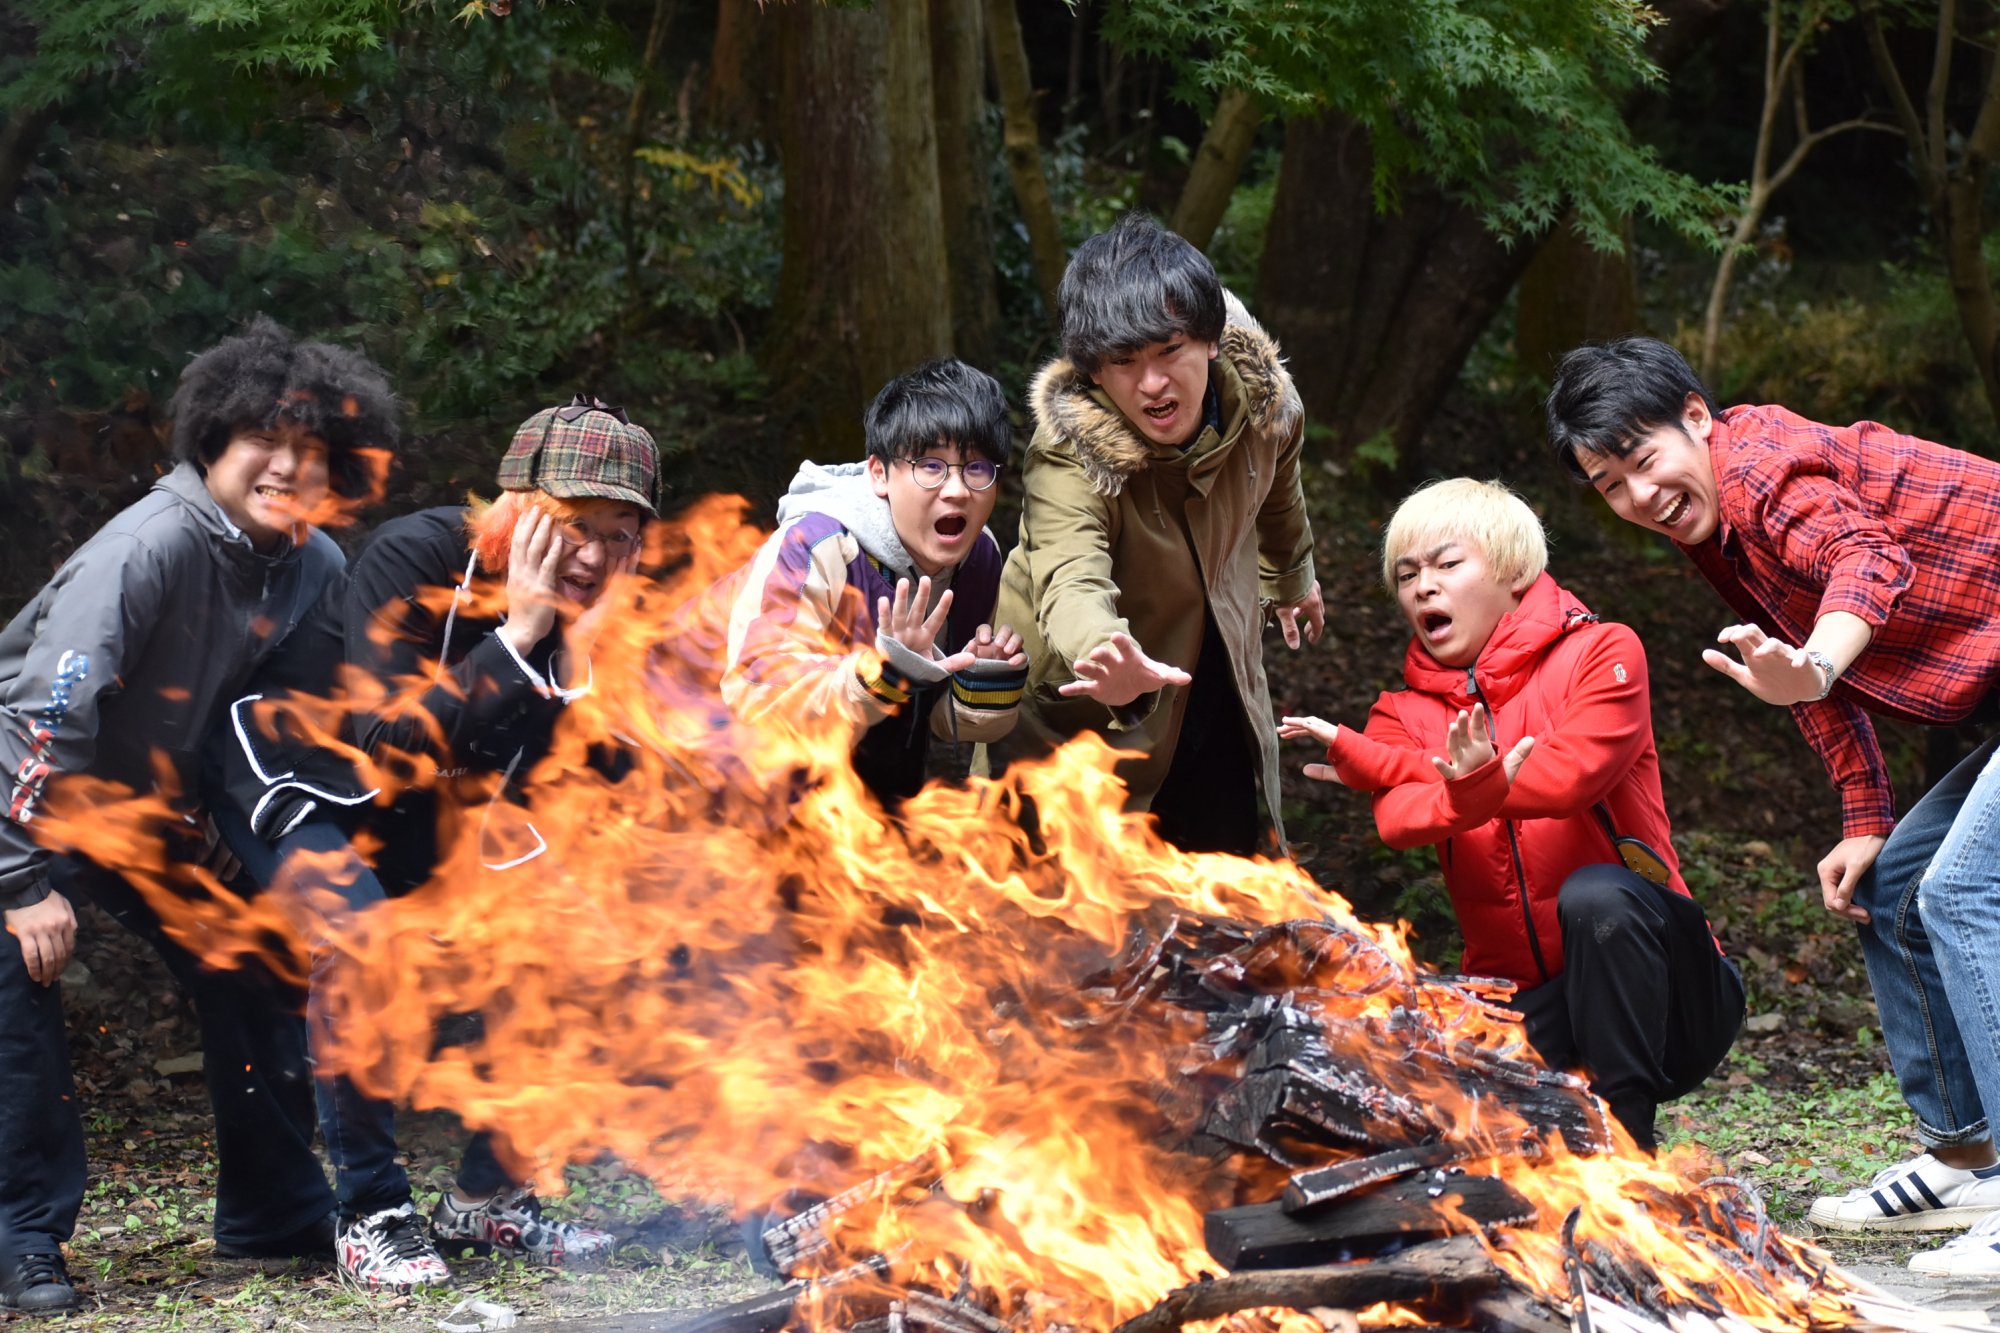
top-left (1325, 574), bottom-right (1693, 987)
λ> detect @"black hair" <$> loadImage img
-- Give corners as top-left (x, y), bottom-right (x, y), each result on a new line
top-left (863, 358), bottom-right (1012, 466)
top-left (1059, 211), bottom-right (1225, 378)
top-left (168, 315), bottom-right (400, 498)
top-left (1545, 336), bottom-right (1719, 481)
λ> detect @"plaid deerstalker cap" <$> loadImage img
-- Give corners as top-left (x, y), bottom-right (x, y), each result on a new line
top-left (499, 394), bottom-right (660, 515)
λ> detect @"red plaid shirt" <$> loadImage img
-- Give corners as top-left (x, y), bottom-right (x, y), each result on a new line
top-left (1681, 405), bottom-right (2000, 837)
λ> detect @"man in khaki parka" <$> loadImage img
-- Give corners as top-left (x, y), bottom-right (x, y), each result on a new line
top-left (994, 213), bottom-right (1322, 854)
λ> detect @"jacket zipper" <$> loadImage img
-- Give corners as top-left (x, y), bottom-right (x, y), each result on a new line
top-left (1467, 668), bottom-right (1550, 985)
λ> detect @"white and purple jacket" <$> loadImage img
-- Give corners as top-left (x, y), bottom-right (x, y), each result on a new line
top-left (723, 462), bottom-right (1024, 802)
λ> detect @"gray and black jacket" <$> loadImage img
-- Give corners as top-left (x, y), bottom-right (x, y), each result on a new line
top-left (0, 464), bottom-right (344, 910)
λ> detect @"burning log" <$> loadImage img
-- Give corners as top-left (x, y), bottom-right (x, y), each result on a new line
top-left (1285, 1143), bottom-right (1536, 1212)
top-left (1203, 1173), bottom-right (1535, 1270)
top-left (757, 1156), bottom-right (943, 1277)
top-left (1109, 1235), bottom-right (1524, 1333)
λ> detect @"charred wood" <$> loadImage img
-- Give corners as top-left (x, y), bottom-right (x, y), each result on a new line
top-left (1205, 1175), bottom-right (1535, 1270)
top-left (1285, 1143), bottom-right (1504, 1212)
top-left (1110, 1235), bottom-right (1510, 1333)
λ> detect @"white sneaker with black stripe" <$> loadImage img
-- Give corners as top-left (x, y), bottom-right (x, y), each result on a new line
top-left (1808, 1154), bottom-right (2000, 1232)
top-left (1910, 1210), bottom-right (2000, 1276)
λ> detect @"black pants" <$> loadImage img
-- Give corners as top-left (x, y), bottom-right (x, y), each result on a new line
top-left (1511, 863), bottom-right (1745, 1151)
top-left (1150, 615), bottom-right (1261, 856)
top-left (0, 857), bottom-right (334, 1255)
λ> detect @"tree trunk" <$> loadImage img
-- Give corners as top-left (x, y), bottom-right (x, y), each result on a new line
top-left (1862, 0), bottom-right (2000, 426)
top-left (621, 0), bottom-right (677, 320)
top-left (1255, 0), bottom-right (1733, 472)
top-left (765, 0), bottom-right (955, 461)
top-left (931, 0), bottom-right (1001, 363)
top-left (985, 0), bottom-right (1066, 323)
top-left (1169, 89), bottom-right (1262, 252)
top-left (1256, 113), bottom-right (1536, 474)
top-left (704, 0), bottom-right (775, 142)
top-left (0, 102), bottom-right (56, 216)
top-left (1515, 221), bottom-right (1639, 381)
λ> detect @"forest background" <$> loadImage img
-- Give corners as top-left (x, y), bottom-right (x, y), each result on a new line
top-left (2, 0), bottom-right (2000, 1326)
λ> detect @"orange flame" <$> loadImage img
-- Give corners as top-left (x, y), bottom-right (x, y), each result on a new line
top-left (28, 494), bottom-right (1899, 1332)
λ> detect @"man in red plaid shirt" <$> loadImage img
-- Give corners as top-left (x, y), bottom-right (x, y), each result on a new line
top-left (1548, 337), bottom-right (2000, 1275)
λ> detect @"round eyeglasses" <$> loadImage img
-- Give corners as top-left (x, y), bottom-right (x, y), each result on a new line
top-left (555, 521), bottom-right (641, 553)
top-left (903, 458), bottom-right (1001, 491)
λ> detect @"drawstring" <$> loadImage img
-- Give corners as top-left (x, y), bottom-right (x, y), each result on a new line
top-left (437, 549), bottom-right (479, 687)
top-left (477, 747), bottom-right (547, 870)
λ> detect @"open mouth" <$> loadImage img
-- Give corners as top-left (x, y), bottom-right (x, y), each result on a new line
top-left (1420, 610), bottom-right (1453, 641)
top-left (1143, 400), bottom-right (1178, 423)
top-left (561, 577), bottom-right (598, 602)
top-left (1655, 493), bottom-right (1691, 529)
top-left (934, 515), bottom-right (967, 539)
top-left (254, 484), bottom-right (296, 503)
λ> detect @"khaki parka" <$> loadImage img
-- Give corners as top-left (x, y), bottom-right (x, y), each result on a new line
top-left (993, 297), bottom-right (1317, 844)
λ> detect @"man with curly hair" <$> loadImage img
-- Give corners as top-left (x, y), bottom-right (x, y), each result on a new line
top-left (0, 316), bottom-right (398, 1315)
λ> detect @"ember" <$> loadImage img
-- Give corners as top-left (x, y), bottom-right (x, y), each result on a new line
top-left (27, 496), bottom-right (1990, 1333)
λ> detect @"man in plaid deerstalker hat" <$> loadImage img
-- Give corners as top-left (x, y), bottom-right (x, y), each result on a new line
top-left (209, 393), bottom-right (658, 1292)
top-left (498, 395), bottom-right (660, 516)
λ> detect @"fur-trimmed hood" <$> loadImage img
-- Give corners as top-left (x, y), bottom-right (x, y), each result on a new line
top-left (1028, 292), bottom-right (1302, 497)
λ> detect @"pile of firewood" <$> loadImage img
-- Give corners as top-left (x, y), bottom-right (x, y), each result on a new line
top-left (662, 915), bottom-right (1990, 1333)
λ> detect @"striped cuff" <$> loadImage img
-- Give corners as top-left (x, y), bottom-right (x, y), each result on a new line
top-left (951, 661), bottom-right (1027, 711)
top-left (856, 653), bottom-right (914, 709)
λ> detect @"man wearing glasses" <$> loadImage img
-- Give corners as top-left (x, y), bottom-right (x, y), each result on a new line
top-left (723, 358), bottom-right (1028, 805)
top-left (994, 213), bottom-right (1322, 855)
top-left (211, 395), bottom-right (653, 1291)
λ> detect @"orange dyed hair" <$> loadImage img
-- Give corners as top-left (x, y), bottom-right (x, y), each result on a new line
top-left (464, 490), bottom-right (580, 576)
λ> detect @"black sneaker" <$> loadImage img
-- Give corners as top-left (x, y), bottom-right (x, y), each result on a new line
top-left (215, 1210), bottom-right (336, 1262)
top-left (0, 1250), bottom-right (79, 1317)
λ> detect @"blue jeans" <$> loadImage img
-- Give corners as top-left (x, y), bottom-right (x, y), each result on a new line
top-left (0, 856), bottom-right (332, 1254)
top-left (1914, 738), bottom-right (2000, 1148)
top-left (1854, 736), bottom-right (2000, 1149)
top-left (217, 814), bottom-right (513, 1220)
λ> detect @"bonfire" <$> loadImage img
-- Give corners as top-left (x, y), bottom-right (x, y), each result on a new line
top-left (32, 497), bottom-right (1986, 1333)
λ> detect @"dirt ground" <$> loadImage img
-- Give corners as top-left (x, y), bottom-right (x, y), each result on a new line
top-left (27, 897), bottom-right (775, 1331)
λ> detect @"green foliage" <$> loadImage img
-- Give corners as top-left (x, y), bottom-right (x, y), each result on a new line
top-left (0, 4), bottom-right (781, 477)
top-left (1685, 237), bottom-right (2000, 455)
top-left (2, 0), bottom-right (399, 116)
top-left (1104, 0), bottom-right (1739, 251)
top-left (1666, 1057), bottom-right (1907, 1230)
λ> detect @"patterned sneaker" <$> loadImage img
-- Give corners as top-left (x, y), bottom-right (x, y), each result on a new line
top-left (1808, 1154), bottom-right (2000, 1232)
top-left (336, 1203), bottom-right (453, 1293)
top-left (1910, 1210), bottom-right (2000, 1277)
top-left (431, 1188), bottom-right (615, 1265)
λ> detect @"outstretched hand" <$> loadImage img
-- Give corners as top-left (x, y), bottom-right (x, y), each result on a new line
top-left (878, 577), bottom-right (977, 674)
top-left (1278, 715), bottom-right (1345, 785)
top-left (1702, 623), bottom-right (1828, 706)
top-left (1430, 704), bottom-right (1534, 782)
top-left (966, 623), bottom-right (1027, 670)
top-left (1057, 632), bottom-right (1190, 707)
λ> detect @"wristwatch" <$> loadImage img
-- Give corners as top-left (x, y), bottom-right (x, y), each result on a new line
top-left (1803, 648), bottom-right (1838, 702)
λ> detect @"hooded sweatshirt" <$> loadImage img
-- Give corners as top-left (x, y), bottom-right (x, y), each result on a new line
top-left (1324, 575), bottom-right (1697, 986)
top-left (0, 464), bottom-right (343, 909)
top-left (723, 461), bottom-right (1023, 801)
